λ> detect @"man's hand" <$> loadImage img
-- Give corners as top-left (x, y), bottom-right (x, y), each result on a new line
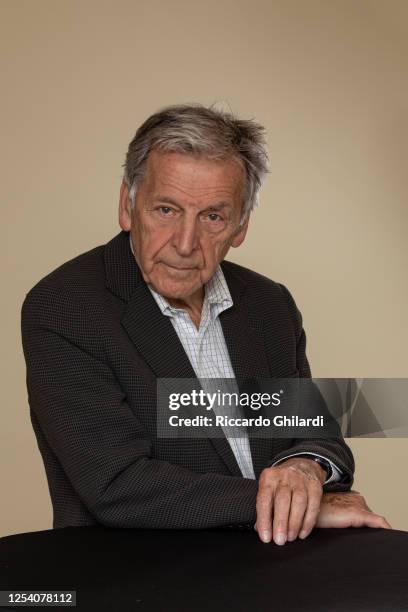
top-left (255, 457), bottom-right (326, 545)
top-left (316, 490), bottom-right (392, 529)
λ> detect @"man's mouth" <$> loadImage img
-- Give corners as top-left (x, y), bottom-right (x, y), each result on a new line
top-left (163, 263), bottom-right (197, 270)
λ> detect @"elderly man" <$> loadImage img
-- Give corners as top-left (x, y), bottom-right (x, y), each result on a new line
top-left (22, 104), bottom-right (390, 545)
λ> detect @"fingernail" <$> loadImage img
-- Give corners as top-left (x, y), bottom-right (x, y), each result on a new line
top-left (275, 532), bottom-right (286, 546)
top-left (299, 530), bottom-right (307, 539)
top-left (260, 530), bottom-right (272, 543)
top-left (287, 531), bottom-right (295, 541)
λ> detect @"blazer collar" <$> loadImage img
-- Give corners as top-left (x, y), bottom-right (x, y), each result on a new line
top-left (104, 230), bottom-right (142, 301)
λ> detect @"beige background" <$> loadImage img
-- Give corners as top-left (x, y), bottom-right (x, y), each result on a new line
top-left (1, 0), bottom-right (407, 537)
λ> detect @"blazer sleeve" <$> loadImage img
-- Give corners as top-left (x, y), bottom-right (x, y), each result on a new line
top-left (270, 284), bottom-right (355, 493)
top-left (21, 289), bottom-right (259, 529)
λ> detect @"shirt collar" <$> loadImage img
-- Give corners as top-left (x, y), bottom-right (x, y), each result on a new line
top-left (129, 234), bottom-right (233, 319)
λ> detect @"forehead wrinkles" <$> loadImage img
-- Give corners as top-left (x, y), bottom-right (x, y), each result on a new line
top-left (146, 151), bottom-right (243, 193)
top-left (158, 177), bottom-right (236, 201)
top-left (153, 166), bottom-right (242, 203)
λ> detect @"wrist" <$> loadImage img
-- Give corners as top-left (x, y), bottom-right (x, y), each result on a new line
top-left (278, 457), bottom-right (326, 484)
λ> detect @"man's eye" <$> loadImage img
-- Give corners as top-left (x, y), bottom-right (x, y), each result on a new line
top-left (207, 213), bottom-right (221, 222)
top-left (158, 206), bottom-right (173, 215)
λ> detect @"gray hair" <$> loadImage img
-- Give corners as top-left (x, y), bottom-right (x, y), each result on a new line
top-left (123, 103), bottom-right (269, 222)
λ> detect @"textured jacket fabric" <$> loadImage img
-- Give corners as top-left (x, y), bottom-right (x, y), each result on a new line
top-left (21, 230), bottom-right (354, 529)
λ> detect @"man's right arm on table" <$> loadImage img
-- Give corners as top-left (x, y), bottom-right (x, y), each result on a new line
top-left (21, 288), bottom-right (258, 529)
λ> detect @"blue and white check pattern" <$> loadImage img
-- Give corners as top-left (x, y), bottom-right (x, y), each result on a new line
top-left (130, 237), bottom-right (341, 483)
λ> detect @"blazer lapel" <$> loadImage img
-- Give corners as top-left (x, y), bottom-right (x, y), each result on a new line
top-left (122, 282), bottom-right (198, 380)
top-left (219, 262), bottom-right (271, 386)
top-left (220, 262), bottom-right (274, 478)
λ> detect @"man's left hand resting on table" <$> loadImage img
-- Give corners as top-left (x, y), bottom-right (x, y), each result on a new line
top-left (254, 457), bottom-right (391, 545)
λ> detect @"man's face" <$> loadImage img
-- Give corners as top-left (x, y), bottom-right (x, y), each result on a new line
top-left (119, 150), bottom-right (249, 302)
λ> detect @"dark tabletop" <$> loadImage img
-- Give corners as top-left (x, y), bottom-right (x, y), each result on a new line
top-left (1, 526), bottom-right (408, 611)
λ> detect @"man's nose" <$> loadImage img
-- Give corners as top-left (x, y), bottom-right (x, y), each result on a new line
top-left (173, 216), bottom-right (200, 256)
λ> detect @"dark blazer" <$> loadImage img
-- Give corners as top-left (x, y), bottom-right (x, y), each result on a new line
top-left (21, 230), bottom-right (354, 529)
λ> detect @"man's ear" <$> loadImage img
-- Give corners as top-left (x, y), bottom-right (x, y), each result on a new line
top-left (231, 213), bottom-right (250, 248)
top-left (118, 180), bottom-right (132, 231)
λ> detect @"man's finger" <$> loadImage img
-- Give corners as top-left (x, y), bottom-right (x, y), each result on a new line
top-left (255, 486), bottom-right (274, 543)
top-left (272, 484), bottom-right (292, 545)
top-left (287, 489), bottom-right (308, 541)
top-left (356, 512), bottom-right (392, 529)
top-left (299, 480), bottom-right (323, 539)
